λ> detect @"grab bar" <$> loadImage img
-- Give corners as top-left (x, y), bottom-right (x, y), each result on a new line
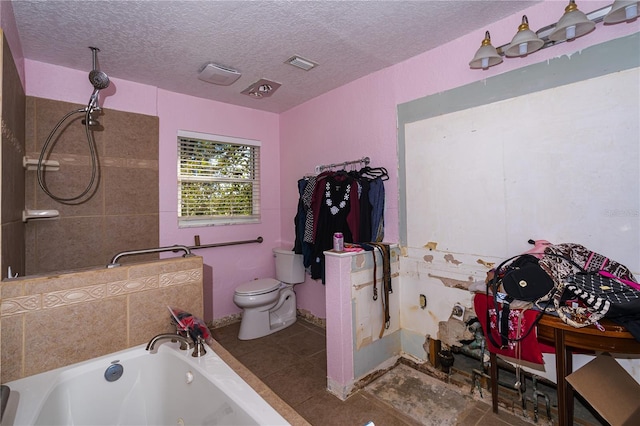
top-left (188, 236), bottom-right (263, 250)
top-left (107, 245), bottom-right (194, 268)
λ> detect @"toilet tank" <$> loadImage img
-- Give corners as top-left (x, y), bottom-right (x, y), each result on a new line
top-left (273, 249), bottom-right (305, 284)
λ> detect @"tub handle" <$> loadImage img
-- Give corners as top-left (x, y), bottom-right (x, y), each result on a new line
top-left (192, 336), bottom-right (207, 358)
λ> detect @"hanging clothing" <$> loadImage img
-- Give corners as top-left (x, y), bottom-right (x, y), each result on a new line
top-left (311, 172), bottom-right (360, 244)
top-left (293, 163), bottom-right (387, 281)
top-left (294, 178), bottom-right (315, 267)
top-left (302, 175), bottom-right (319, 244)
top-left (310, 173), bottom-right (360, 279)
top-left (357, 179), bottom-right (372, 242)
top-left (360, 242), bottom-right (392, 337)
top-left (369, 177), bottom-right (385, 242)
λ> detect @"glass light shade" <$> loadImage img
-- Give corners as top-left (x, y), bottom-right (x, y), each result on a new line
top-left (604, 0), bottom-right (639, 24)
top-left (469, 31), bottom-right (503, 69)
top-left (548, 1), bottom-right (595, 41)
top-left (505, 16), bottom-right (544, 57)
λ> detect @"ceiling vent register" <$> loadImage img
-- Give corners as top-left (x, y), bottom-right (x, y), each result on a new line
top-left (285, 55), bottom-right (318, 71)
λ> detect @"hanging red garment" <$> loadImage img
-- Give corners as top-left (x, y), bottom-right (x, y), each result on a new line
top-left (474, 293), bottom-right (554, 365)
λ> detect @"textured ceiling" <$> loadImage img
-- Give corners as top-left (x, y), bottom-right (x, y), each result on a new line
top-left (11, 0), bottom-right (539, 113)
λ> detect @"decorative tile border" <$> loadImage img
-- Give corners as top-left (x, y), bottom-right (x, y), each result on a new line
top-left (1, 263), bottom-right (202, 317)
top-left (0, 295), bottom-right (41, 316)
top-left (159, 268), bottom-right (202, 287)
top-left (43, 284), bottom-right (106, 309)
top-left (107, 276), bottom-right (158, 296)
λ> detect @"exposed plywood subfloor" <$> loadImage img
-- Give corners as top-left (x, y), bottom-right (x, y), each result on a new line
top-left (362, 363), bottom-right (554, 426)
top-left (365, 364), bottom-right (479, 424)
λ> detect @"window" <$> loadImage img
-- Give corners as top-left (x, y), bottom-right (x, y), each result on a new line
top-left (177, 130), bottom-right (260, 227)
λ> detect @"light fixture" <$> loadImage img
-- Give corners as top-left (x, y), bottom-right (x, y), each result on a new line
top-left (469, 1), bottom-right (635, 70)
top-left (241, 78), bottom-right (282, 99)
top-left (604, 0), bottom-right (639, 23)
top-left (548, 0), bottom-right (596, 42)
top-left (505, 16), bottom-right (544, 57)
top-left (469, 31), bottom-right (503, 70)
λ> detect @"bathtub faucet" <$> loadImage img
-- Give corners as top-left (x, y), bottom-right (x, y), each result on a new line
top-left (145, 333), bottom-right (207, 357)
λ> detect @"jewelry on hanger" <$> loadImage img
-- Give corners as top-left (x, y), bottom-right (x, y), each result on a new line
top-left (325, 181), bottom-right (350, 215)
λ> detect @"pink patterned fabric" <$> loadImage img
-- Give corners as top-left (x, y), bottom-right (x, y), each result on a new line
top-left (474, 294), bottom-right (554, 365)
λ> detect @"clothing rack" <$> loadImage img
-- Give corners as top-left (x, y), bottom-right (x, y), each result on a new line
top-left (314, 156), bottom-right (370, 174)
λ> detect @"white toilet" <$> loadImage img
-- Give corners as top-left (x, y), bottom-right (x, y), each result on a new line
top-left (233, 249), bottom-right (305, 340)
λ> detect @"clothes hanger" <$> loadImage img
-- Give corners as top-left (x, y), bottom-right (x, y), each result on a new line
top-left (358, 166), bottom-right (389, 181)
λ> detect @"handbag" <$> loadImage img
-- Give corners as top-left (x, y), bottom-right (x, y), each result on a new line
top-left (538, 243), bottom-right (640, 328)
top-left (556, 272), bottom-right (640, 328)
top-left (486, 254), bottom-right (556, 348)
top-left (500, 254), bottom-right (555, 302)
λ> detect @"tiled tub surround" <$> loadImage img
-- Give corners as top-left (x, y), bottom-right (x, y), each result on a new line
top-left (0, 256), bottom-right (203, 383)
top-left (23, 97), bottom-right (160, 276)
top-left (1, 31), bottom-right (27, 283)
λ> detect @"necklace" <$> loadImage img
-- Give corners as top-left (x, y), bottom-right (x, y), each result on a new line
top-left (325, 181), bottom-right (350, 215)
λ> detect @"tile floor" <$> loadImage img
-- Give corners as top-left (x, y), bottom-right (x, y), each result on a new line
top-left (214, 319), bottom-right (537, 426)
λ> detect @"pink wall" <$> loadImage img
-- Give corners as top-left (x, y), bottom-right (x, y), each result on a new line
top-left (24, 60), bottom-right (157, 116)
top-left (14, 0), bottom-right (640, 322)
top-left (156, 90), bottom-right (282, 321)
top-left (279, 0), bottom-right (639, 317)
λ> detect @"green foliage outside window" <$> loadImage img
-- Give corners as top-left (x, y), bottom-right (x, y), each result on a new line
top-left (178, 135), bottom-right (260, 225)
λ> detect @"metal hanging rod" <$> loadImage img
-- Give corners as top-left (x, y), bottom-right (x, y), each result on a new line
top-left (188, 236), bottom-right (263, 250)
top-left (315, 156), bottom-right (370, 174)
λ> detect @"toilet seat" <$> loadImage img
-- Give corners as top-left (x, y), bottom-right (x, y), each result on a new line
top-left (234, 278), bottom-right (282, 297)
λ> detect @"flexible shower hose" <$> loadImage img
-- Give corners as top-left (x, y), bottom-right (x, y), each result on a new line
top-left (36, 106), bottom-right (100, 204)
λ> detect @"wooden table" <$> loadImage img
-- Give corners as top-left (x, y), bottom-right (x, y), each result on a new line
top-left (490, 315), bottom-right (640, 426)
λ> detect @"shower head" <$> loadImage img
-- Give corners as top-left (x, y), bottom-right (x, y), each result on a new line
top-left (89, 69), bottom-right (110, 90)
top-left (86, 47), bottom-right (110, 111)
top-left (88, 47), bottom-right (110, 90)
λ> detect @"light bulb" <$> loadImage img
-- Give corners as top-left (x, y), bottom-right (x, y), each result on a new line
top-left (566, 25), bottom-right (576, 40)
top-left (626, 3), bottom-right (638, 19)
top-left (519, 43), bottom-right (528, 55)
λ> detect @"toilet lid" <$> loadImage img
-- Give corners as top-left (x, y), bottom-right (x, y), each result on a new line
top-left (235, 278), bottom-right (281, 296)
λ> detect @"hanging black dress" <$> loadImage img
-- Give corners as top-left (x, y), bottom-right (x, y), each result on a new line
top-left (311, 173), bottom-right (357, 280)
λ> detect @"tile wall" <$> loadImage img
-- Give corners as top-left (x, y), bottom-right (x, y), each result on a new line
top-left (1, 31), bottom-right (26, 280)
top-left (23, 97), bottom-right (160, 275)
top-left (0, 256), bottom-right (203, 383)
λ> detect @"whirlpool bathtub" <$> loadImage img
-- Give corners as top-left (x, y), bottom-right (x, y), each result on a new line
top-left (1, 340), bottom-right (289, 426)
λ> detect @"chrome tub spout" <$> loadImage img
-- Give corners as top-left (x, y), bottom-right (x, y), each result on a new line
top-left (145, 333), bottom-right (207, 357)
top-left (146, 333), bottom-right (193, 352)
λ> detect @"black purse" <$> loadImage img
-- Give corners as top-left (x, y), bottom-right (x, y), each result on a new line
top-left (500, 254), bottom-right (555, 302)
top-left (559, 272), bottom-right (640, 327)
top-left (486, 254), bottom-right (556, 348)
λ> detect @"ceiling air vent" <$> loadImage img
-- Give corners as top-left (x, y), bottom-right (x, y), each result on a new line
top-left (285, 55), bottom-right (318, 71)
top-left (198, 63), bottom-right (242, 86)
